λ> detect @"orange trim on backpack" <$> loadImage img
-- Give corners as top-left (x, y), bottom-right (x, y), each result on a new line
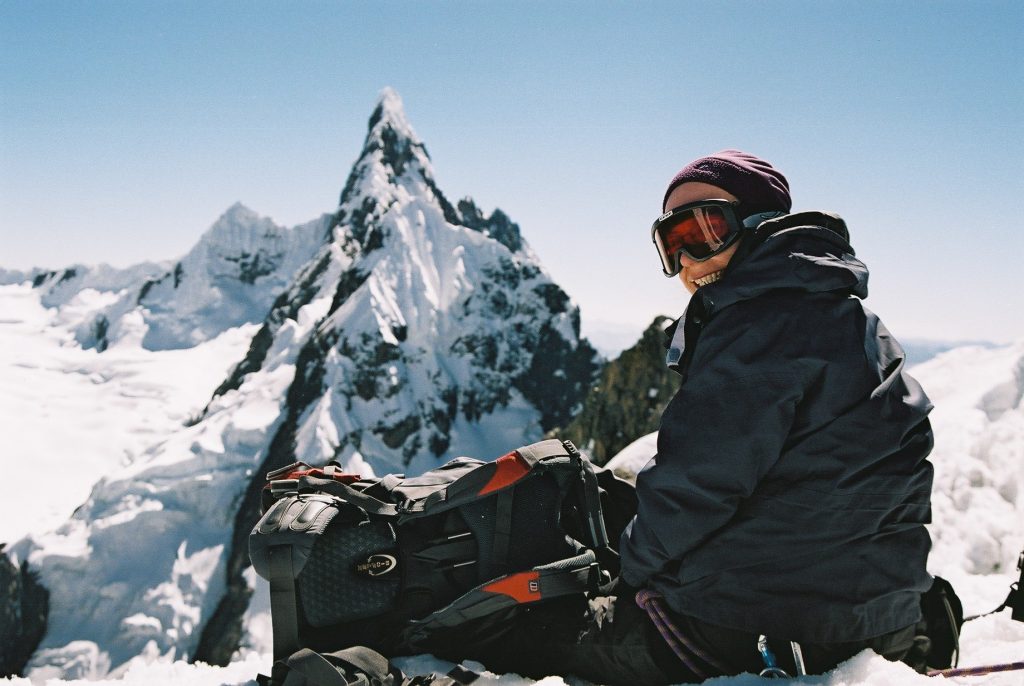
top-left (478, 451), bottom-right (530, 495)
top-left (481, 571), bottom-right (542, 603)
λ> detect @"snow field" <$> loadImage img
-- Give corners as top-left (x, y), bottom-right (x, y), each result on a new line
top-left (0, 283), bottom-right (259, 544)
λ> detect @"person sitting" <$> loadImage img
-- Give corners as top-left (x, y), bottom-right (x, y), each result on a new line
top-left (435, 150), bottom-right (935, 685)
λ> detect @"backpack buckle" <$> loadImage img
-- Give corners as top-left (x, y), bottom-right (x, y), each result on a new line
top-left (270, 479), bottom-right (300, 496)
top-left (266, 462), bottom-right (307, 481)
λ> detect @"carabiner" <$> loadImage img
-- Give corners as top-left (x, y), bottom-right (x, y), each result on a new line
top-left (757, 635), bottom-right (791, 679)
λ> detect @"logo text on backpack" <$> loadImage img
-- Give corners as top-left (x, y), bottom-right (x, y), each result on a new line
top-left (356, 553), bottom-right (398, 577)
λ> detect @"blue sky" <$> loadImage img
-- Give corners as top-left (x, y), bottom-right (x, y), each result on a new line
top-left (2, 1), bottom-right (1022, 344)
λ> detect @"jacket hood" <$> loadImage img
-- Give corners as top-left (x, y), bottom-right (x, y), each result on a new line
top-left (696, 211), bottom-right (869, 316)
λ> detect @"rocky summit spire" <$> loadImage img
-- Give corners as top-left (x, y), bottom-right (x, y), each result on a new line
top-left (369, 87), bottom-right (416, 145)
top-left (336, 87), bottom-right (447, 214)
top-left (332, 87), bottom-right (528, 259)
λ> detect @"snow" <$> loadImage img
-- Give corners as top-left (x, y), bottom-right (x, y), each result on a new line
top-left (605, 431), bottom-right (658, 476)
top-left (4, 271), bottom-right (345, 678)
top-left (911, 342), bottom-right (1024, 612)
top-left (77, 207), bottom-right (328, 351)
top-left (0, 652), bottom-right (267, 685)
top-left (0, 338), bottom-right (1021, 685)
top-left (0, 283), bottom-right (258, 544)
top-left (3, 617), bottom-right (1024, 685)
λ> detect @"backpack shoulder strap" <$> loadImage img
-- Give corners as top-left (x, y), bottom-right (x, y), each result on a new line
top-left (401, 549), bottom-right (598, 649)
top-left (268, 544), bottom-right (301, 663)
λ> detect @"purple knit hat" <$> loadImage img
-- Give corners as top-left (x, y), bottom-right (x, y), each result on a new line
top-left (662, 150), bottom-right (791, 218)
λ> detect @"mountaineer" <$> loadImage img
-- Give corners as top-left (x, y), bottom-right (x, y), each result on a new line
top-left (453, 150), bottom-right (936, 684)
top-left (614, 150), bottom-right (935, 682)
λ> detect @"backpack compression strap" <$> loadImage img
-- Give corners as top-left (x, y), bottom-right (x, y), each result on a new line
top-left (268, 545), bottom-right (301, 662)
top-left (563, 440), bottom-right (610, 550)
top-left (296, 476), bottom-right (401, 517)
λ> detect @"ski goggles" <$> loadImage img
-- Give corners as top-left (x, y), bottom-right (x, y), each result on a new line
top-left (650, 199), bottom-right (745, 277)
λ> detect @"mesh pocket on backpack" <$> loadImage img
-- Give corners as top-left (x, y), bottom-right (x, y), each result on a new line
top-left (297, 519), bottom-right (400, 627)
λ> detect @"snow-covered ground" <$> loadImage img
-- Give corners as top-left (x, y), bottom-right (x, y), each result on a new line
top-left (0, 283), bottom-right (257, 544)
top-left (3, 616), bottom-right (1024, 686)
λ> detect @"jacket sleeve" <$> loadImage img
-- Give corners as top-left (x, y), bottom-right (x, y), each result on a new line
top-left (619, 366), bottom-right (804, 588)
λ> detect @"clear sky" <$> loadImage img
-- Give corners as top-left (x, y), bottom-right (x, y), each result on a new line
top-left (2, 1), bottom-right (1022, 344)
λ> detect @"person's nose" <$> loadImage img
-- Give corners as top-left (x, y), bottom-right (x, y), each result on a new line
top-left (678, 253), bottom-right (697, 271)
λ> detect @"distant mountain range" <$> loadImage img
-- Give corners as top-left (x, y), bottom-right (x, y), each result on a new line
top-left (901, 338), bottom-right (1000, 367)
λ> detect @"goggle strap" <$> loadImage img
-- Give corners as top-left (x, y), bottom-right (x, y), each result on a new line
top-left (742, 210), bottom-right (788, 229)
top-left (696, 209), bottom-right (724, 251)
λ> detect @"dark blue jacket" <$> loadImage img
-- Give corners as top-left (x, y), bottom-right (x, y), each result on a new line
top-left (620, 212), bottom-right (934, 643)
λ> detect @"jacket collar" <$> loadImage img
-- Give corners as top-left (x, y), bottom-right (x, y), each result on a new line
top-left (694, 211), bottom-right (868, 317)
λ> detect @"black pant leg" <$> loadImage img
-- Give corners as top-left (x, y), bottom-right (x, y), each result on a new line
top-left (416, 594), bottom-right (702, 685)
top-left (415, 596), bottom-right (589, 679)
top-left (556, 594), bottom-right (703, 686)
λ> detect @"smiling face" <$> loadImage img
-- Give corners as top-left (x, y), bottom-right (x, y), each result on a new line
top-left (663, 181), bottom-right (741, 294)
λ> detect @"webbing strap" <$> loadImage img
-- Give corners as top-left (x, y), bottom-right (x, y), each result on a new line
top-left (322, 647), bottom-right (393, 683)
top-left (281, 648), bottom-right (352, 686)
top-left (535, 563), bottom-right (595, 597)
top-left (492, 489), bottom-right (515, 570)
top-left (516, 439), bottom-right (571, 466)
top-left (403, 557), bottom-right (595, 646)
top-left (298, 476), bottom-right (399, 517)
top-left (268, 545), bottom-right (300, 662)
top-left (927, 661), bottom-right (1024, 678)
top-left (579, 459), bottom-right (609, 549)
top-left (561, 440), bottom-right (609, 549)
top-left (942, 588), bottom-right (960, 668)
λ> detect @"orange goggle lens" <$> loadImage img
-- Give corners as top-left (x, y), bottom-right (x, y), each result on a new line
top-left (652, 203), bottom-right (740, 275)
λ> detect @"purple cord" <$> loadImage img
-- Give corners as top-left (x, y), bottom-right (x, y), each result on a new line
top-left (635, 589), bottom-right (730, 678)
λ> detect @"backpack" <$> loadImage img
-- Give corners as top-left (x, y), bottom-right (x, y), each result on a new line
top-left (248, 438), bottom-right (636, 666)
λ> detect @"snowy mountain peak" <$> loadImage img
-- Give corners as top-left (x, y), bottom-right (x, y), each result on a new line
top-left (203, 202), bottom-right (280, 243)
top-left (217, 201), bottom-right (260, 224)
top-left (187, 93), bottom-right (598, 664)
top-left (334, 89), bottom-right (524, 258)
top-left (67, 208), bottom-right (330, 352)
top-left (370, 86), bottom-right (414, 140)
top-left (337, 88), bottom-right (440, 215)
